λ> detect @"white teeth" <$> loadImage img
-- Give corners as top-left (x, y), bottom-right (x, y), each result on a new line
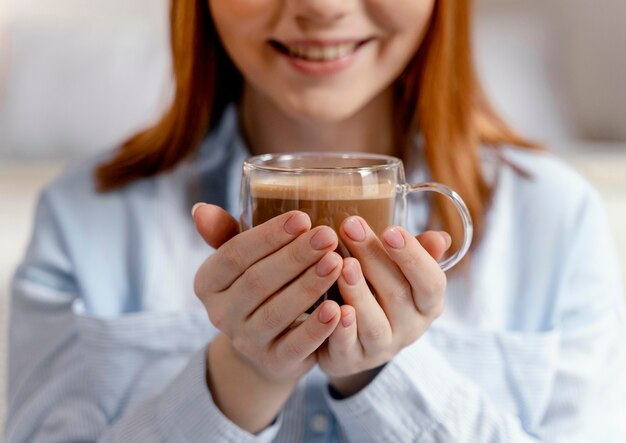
top-left (286, 43), bottom-right (358, 61)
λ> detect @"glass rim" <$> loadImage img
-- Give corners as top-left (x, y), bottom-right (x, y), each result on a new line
top-left (243, 152), bottom-right (402, 173)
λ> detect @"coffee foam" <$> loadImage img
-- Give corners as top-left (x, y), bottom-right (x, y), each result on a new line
top-left (250, 176), bottom-right (396, 200)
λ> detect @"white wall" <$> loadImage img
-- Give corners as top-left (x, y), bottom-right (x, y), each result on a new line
top-left (474, 4), bottom-right (575, 144)
top-left (558, 0), bottom-right (626, 140)
top-left (0, 0), bottom-right (171, 159)
top-left (476, 0), bottom-right (626, 142)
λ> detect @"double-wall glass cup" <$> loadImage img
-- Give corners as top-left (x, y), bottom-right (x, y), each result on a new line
top-left (241, 152), bottom-right (473, 309)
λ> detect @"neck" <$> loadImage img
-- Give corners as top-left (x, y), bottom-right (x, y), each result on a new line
top-left (239, 87), bottom-right (397, 157)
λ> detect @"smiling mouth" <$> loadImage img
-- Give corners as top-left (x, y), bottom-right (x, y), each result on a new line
top-left (269, 39), bottom-right (370, 62)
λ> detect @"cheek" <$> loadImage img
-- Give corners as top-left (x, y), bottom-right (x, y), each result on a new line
top-left (209, 0), bottom-right (276, 46)
top-left (209, 0), bottom-right (275, 70)
top-left (367, 0), bottom-right (435, 37)
top-left (209, 0), bottom-right (271, 21)
top-left (373, 0), bottom-right (435, 70)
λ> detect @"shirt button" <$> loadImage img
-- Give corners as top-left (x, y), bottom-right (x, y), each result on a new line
top-left (309, 413), bottom-right (330, 433)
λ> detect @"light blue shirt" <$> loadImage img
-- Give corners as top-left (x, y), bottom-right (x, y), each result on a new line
top-left (6, 107), bottom-right (626, 442)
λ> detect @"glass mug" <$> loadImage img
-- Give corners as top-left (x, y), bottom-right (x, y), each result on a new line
top-left (240, 152), bottom-right (473, 308)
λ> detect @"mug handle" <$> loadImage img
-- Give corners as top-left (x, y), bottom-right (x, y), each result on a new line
top-left (402, 182), bottom-right (473, 271)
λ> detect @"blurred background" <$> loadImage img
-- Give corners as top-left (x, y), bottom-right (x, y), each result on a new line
top-left (1, 0), bottom-right (625, 433)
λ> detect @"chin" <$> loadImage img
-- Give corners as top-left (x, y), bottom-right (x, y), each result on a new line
top-left (283, 96), bottom-right (366, 125)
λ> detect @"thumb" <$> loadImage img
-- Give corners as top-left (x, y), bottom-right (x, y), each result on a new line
top-left (416, 230), bottom-right (452, 262)
top-left (192, 203), bottom-right (240, 249)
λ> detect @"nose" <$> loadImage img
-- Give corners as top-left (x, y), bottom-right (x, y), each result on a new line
top-left (289, 0), bottom-right (352, 26)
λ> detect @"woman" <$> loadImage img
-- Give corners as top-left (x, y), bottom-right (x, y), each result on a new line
top-left (7, 0), bottom-right (625, 441)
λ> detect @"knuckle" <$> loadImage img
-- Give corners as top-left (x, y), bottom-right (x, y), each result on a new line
top-left (424, 270), bottom-right (447, 297)
top-left (361, 324), bottom-right (389, 343)
top-left (261, 224), bottom-right (283, 250)
top-left (261, 303), bottom-right (283, 330)
top-left (240, 322), bottom-right (265, 348)
top-left (193, 272), bottom-right (206, 298)
top-left (294, 269), bottom-right (330, 304)
top-left (395, 247), bottom-right (417, 267)
top-left (299, 272), bottom-right (325, 297)
top-left (333, 343), bottom-right (353, 361)
top-left (282, 339), bottom-right (305, 361)
top-left (286, 242), bottom-right (308, 267)
top-left (391, 283), bottom-right (413, 303)
top-left (207, 306), bottom-right (226, 331)
top-left (304, 320), bottom-right (327, 344)
top-left (194, 260), bottom-right (217, 296)
top-left (221, 243), bottom-right (246, 273)
top-left (243, 266), bottom-right (269, 295)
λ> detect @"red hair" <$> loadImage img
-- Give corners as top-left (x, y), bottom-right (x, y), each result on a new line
top-left (95, 0), bottom-right (536, 250)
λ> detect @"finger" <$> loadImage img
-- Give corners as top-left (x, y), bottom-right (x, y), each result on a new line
top-left (274, 301), bottom-right (341, 363)
top-left (326, 304), bottom-right (361, 361)
top-left (231, 226), bottom-right (338, 312)
top-left (192, 203), bottom-right (240, 249)
top-left (381, 226), bottom-right (447, 317)
top-left (247, 251), bottom-right (343, 343)
top-left (340, 216), bottom-right (416, 329)
top-left (340, 216), bottom-right (405, 295)
top-left (415, 230), bottom-right (452, 262)
top-left (197, 210), bottom-right (311, 293)
top-left (336, 258), bottom-right (391, 352)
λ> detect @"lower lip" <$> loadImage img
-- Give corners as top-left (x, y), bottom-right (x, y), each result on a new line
top-left (278, 46), bottom-right (363, 77)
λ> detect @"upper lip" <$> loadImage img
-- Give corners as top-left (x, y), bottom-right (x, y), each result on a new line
top-left (268, 38), bottom-right (372, 58)
top-left (272, 38), bottom-right (369, 47)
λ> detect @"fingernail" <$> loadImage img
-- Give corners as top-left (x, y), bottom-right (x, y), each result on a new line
top-left (310, 227), bottom-right (336, 250)
top-left (284, 212), bottom-right (310, 235)
top-left (341, 310), bottom-right (355, 328)
top-left (342, 260), bottom-right (360, 286)
top-left (319, 303), bottom-right (336, 324)
top-left (316, 253), bottom-right (339, 277)
top-left (191, 202), bottom-right (206, 217)
top-left (343, 217), bottom-right (365, 242)
top-left (439, 231), bottom-right (452, 249)
top-left (382, 227), bottom-right (405, 249)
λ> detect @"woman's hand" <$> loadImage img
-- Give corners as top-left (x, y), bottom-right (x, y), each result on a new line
top-left (317, 216), bottom-right (451, 397)
top-left (192, 204), bottom-right (343, 431)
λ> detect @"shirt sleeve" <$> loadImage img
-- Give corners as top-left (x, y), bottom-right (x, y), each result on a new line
top-left (104, 346), bottom-right (283, 443)
top-left (325, 339), bottom-right (540, 442)
top-left (325, 188), bottom-right (626, 442)
top-left (5, 191), bottom-right (282, 443)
